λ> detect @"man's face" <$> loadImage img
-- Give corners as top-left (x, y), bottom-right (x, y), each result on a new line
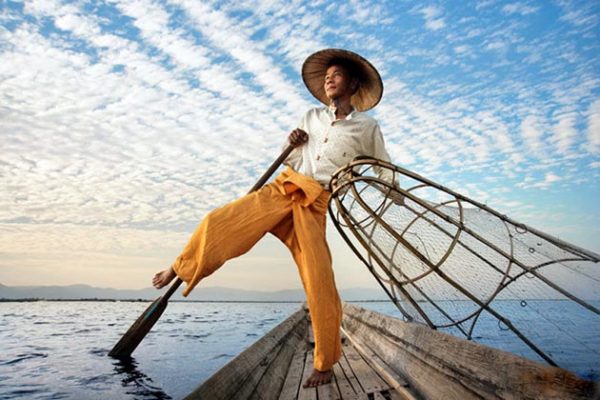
top-left (324, 64), bottom-right (356, 100)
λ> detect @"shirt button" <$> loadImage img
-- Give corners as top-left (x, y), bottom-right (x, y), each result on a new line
top-left (316, 155), bottom-right (321, 160)
top-left (324, 138), bottom-right (328, 143)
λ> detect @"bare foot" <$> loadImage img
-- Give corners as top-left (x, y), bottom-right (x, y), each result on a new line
top-left (152, 267), bottom-right (176, 289)
top-left (303, 368), bottom-right (333, 388)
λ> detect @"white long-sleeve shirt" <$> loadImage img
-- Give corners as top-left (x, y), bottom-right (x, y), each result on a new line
top-left (284, 106), bottom-right (395, 187)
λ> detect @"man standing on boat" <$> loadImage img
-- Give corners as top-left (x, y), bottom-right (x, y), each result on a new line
top-left (152, 48), bottom-right (394, 388)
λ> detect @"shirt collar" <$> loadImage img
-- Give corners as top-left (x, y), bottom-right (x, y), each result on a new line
top-left (327, 104), bottom-right (357, 121)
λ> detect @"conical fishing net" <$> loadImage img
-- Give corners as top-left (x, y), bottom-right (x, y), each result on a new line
top-left (329, 157), bottom-right (600, 374)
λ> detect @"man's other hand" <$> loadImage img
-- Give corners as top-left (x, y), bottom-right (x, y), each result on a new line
top-left (288, 129), bottom-right (308, 147)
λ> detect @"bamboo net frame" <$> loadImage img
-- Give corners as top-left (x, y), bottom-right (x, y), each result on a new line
top-left (328, 157), bottom-right (600, 369)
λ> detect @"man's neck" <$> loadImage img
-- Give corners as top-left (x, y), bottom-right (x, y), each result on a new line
top-left (331, 97), bottom-right (353, 120)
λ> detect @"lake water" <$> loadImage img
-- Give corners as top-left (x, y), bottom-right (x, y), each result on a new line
top-left (0, 300), bottom-right (598, 399)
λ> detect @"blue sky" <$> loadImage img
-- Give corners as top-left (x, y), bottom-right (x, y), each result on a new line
top-left (0, 0), bottom-right (598, 291)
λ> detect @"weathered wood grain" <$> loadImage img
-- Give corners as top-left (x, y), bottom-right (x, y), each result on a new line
top-left (185, 308), bottom-right (305, 400)
top-left (341, 326), bottom-right (418, 400)
top-left (333, 360), bottom-right (357, 398)
top-left (297, 351), bottom-right (317, 400)
top-left (343, 340), bottom-right (389, 393)
top-left (248, 319), bottom-right (307, 400)
top-left (342, 303), bottom-right (599, 400)
top-left (317, 376), bottom-right (341, 400)
top-left (338, 348), bottom-right (364, 394)
top-left (278, 339), bottom-right (308, 400)
top-left (236, 340), bottom-right (286, 399)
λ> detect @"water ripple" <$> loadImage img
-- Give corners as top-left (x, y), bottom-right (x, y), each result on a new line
top-left (0, 353), bottom-right (48, 365)
top-left (210, 353), bottom-right (235, 360)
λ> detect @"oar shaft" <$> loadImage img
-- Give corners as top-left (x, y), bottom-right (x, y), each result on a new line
top-left (250, 145), bottom-right (295, 192)
top-left (162, 277), bottom-right (183, 300)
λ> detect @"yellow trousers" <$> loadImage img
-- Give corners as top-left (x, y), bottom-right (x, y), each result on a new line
top-left (171, 167), bottom-right (342, 371)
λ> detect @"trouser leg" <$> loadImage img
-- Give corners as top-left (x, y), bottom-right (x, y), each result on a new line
top-left (173, 183), bottom-right (291, 297)
top-left (271, 198), bottom-right (342, 371)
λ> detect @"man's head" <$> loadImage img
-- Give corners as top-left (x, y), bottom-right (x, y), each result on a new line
top-left (302, 49), bottom-right (383, 112)
top-left (324, 59), bottom-right (361, 101)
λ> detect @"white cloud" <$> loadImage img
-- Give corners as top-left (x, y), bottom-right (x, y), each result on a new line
top-left (168, 0), bottom-right (311, 112)
top-left (520, 115), bottom-right (543, 153)
top-left (558, 1), bottom-right (598, 28)
top-left (453, 45), bottom-right (472, 56)
top-left (475, 1), bottom-right (496, 11)
top-left (531, 172), bottom-right (562, 189)
top-left (418, 5), bottom-right (446, 31)
top-left (552, 112), bottom-right (577, 155)
top-left (342, 0), bottom-right (394, 26)
top-left (502, 3), bottom-right (539, 16)
top-left (586, 99), bottom-right (600, 154)
top-left (485, 41), bottom-right (506, 51)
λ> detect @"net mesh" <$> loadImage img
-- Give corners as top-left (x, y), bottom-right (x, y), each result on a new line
top-left (329, 158), bottom-right (600, 370)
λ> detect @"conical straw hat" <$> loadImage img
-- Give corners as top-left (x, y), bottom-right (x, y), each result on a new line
top-left (302, 48), bottom-right (383, 112)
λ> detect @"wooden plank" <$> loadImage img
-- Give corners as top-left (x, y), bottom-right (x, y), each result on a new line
top-left (342, 305), bottom-right (491, 399)
top-left (337, 393), bottom-right (369, 400)
top-left (297, 350), bottom-right (317, 400)
top-left (373, 391), bottom-right (409, 400)
top-left (235, 340), bottom-right (286, 399)
top-left (353, 323), bottom-right (478, 400)
top-left (278, 341), bottom-right (308, 400)
top-left (342, 303), bottom-right (599, 400)
top-left (343, 340), bottom-right (388, 394)
top-left (341, 327), bottom-right (418, 400)
top-left (384, 389), bottom-right (412, 400)
top-left (185, 308), bottom-right (305, 400)
top-left (337, 347), bottom-right (363, 394)
top-left (317, 377), bottom-right (340, 400)
top-left (343, 327), bottom-right (409, 387)
top-left (249, 318), bottom-right (308, 400)
top-left (333, 361), bottom-right (356, 398)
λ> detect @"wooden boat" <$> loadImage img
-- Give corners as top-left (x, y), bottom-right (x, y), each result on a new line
top-left (184, 303), bottom-right (598, 400)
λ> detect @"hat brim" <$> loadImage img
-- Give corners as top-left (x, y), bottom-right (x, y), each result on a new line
top-left (302, 49), bottom-right (383, 112)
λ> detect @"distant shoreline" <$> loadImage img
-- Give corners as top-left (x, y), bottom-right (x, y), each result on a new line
top-left (0, 298), bottom-right (390, 303)
top-left (2, 298), bottom-right (592, 303)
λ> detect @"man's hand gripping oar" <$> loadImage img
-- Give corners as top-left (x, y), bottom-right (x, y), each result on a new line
top-left (108, 144), bottom-right (296, 358)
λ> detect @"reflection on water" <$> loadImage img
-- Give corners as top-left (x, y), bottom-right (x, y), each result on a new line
top-left (113, 356), bottom-right (171, 400)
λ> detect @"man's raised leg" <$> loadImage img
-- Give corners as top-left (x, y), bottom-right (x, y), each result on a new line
top-left (152, 183), bottom-right (292, 296)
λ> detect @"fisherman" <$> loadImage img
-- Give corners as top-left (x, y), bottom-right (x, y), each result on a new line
top-left (152, 48), bottom-right (396, 388)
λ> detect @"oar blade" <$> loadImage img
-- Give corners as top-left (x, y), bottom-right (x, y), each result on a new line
top-left (108, 296), bottom-right (168, 358)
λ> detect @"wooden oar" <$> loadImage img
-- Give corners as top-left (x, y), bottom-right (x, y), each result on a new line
top-left (109, 144), bottom-right (295, 358)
